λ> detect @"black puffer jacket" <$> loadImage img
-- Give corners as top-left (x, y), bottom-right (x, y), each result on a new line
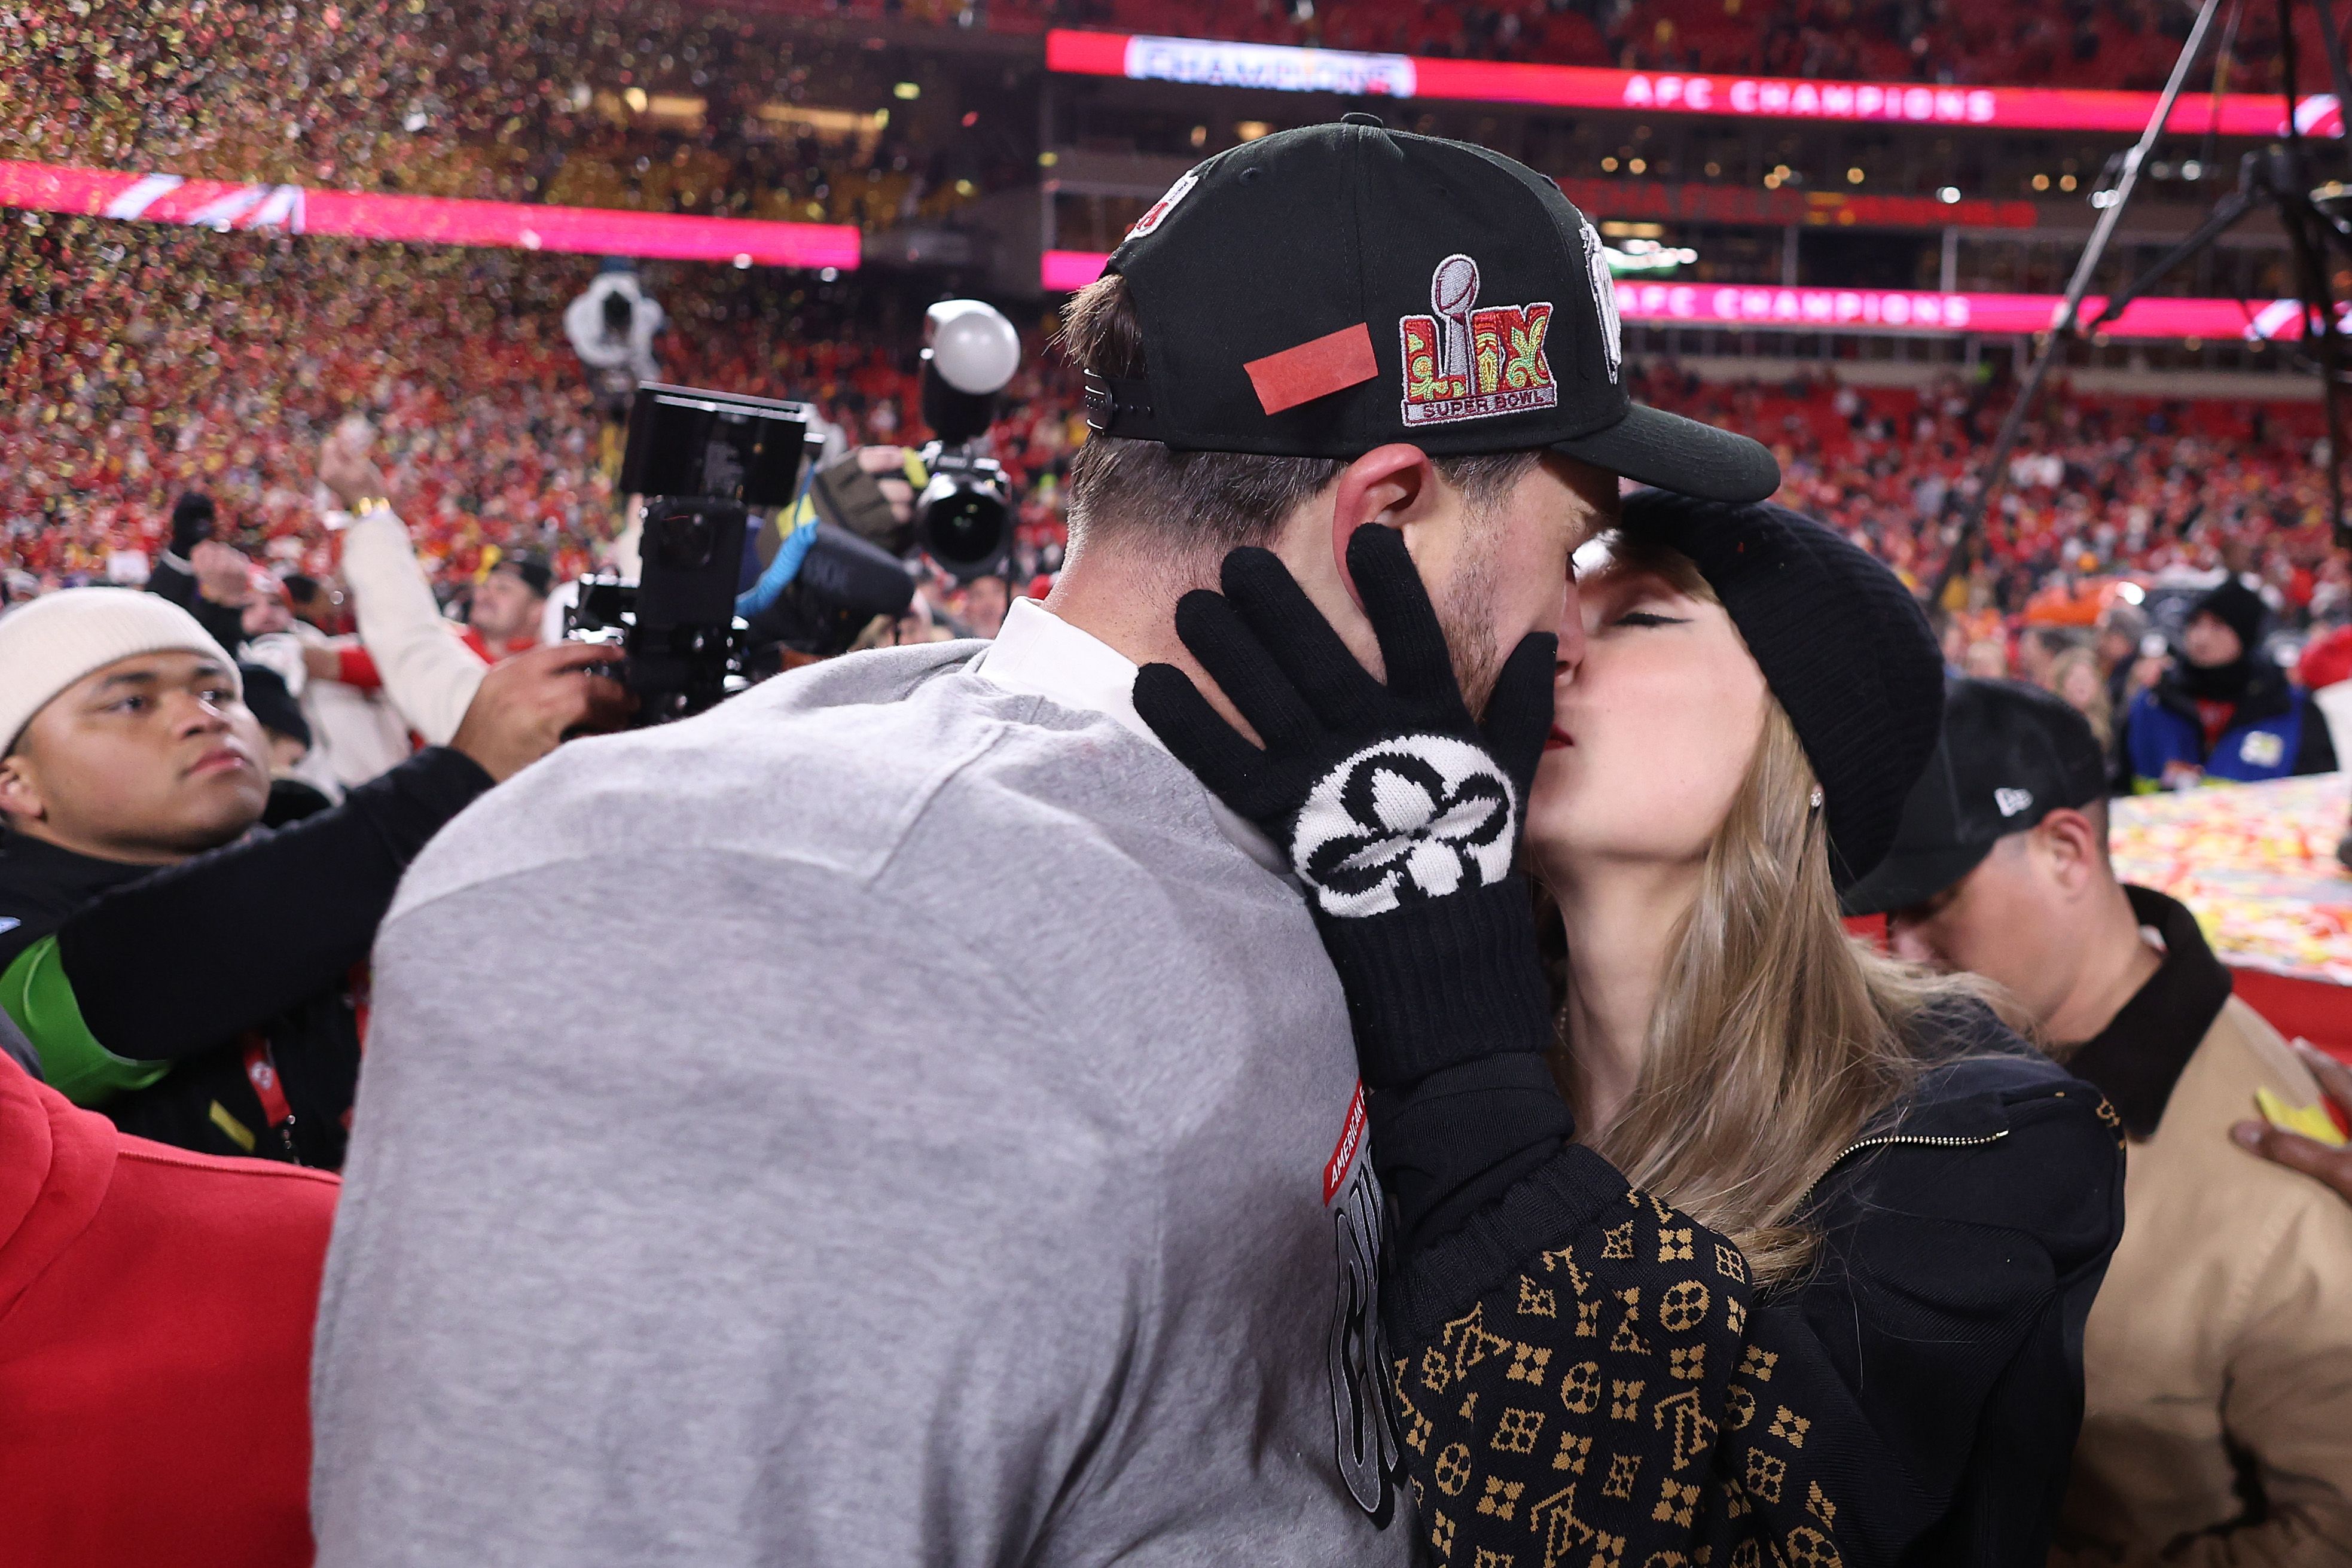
top-left (1378, 1005), bottom-right (2125, 1566)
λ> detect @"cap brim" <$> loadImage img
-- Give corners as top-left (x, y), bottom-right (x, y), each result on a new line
top-left (1838, 840), bottom-right (1995, 919)
top-left (1551, 402), bottom-right (1781, 503)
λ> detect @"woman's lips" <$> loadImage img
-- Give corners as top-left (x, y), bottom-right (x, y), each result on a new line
top-left (1544, 726), bottom-right (1575, 751)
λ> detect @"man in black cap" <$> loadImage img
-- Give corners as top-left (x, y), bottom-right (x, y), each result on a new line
top-left (309, 117), bottom-right (1777, 1566)
top-left (1846, 678), bottom-right (2352, 1565)
top-left (2122, 578), bottom-right (2335, 789)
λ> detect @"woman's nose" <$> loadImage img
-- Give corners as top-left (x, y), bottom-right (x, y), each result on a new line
top-left (1554, 577), bottom-right (1587, 678)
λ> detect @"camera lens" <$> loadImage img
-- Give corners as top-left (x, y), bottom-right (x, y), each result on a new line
top-left (917, 483), bottom-right (1008, 578)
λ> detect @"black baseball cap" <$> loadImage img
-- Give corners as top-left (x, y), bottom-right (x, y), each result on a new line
top-left (1084, 116), bottom-right (1780, 502)
top-left (1840, 677), bottom-right (2112, 917)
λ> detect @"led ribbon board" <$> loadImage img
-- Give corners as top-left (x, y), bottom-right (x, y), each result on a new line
top-left (1042, 250), bottom-right (2335, 341)
top-left (1047, 29), bottom-right (2342, 137)
top-left (0, 158), bottom-right (862, 270)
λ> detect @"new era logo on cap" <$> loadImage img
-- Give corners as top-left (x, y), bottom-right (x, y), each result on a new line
top-left (1994, 787), bottom-right (2034, 817)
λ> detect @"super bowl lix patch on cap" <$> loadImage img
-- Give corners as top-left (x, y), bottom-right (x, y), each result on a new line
top-left (1398, 254), bottom-right (1556, 428)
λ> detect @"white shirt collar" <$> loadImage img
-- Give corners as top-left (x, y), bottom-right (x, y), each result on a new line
top-left (971, 599), bottom-right (1289, 876)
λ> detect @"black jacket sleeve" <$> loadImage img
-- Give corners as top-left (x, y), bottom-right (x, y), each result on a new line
top-left (2296, 692), bottom-right (2339, 775)
top-left (148, 554), bottom-right (249, 654)
top-left (51, 746), bottom-right (492, 1061)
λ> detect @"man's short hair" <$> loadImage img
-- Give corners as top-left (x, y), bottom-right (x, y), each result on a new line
top-left (1056, 274), bottom-right (1542, 554)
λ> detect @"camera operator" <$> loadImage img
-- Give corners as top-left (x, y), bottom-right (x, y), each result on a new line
top-left (0, 588), bottom-right (628, 1167)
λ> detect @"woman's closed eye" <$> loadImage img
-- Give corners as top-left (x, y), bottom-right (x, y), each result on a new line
top-left (1613, 609), bottom-right (1690, 629)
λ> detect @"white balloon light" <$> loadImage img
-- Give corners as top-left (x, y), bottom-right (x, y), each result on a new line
top-left (924, 300), bottom-right (1021, 397)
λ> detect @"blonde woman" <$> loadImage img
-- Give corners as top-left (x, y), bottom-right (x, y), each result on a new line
top-left (1139, 499), bottom-right (2124, 1567)
top-left (2049, 645), bottom-right (2115, 753)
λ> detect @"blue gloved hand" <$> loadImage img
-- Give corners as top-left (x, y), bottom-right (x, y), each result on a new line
top-left (735, 514), bottom-right (819, 621)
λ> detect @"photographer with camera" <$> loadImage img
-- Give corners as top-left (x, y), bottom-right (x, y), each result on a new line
top-left (0, 587), bottom-right (629, 1167)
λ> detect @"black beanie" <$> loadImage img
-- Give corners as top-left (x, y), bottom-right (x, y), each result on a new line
top-left (1617, 491), bottom-right (1945, 890)
top-left (2190, 578), bottom-right (2266, 660)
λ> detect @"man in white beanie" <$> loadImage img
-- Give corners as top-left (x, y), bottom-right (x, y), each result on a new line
top-left (0, 588), bottom-right (628, 1165)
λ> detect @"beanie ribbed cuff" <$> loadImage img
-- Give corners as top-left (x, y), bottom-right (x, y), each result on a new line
top-left (1316, 875), bottom-right (1555, 1090)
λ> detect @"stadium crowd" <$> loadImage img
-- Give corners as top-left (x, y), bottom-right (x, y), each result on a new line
top-left (1, 0), bottom-right (1016, 230)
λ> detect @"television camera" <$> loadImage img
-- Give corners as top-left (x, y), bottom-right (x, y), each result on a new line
top-left (567, 385), bottom-right (801, 724)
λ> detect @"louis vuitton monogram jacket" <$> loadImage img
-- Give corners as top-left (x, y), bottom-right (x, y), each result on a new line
top-left (1371, 1014), bottom-right (2126, 1567)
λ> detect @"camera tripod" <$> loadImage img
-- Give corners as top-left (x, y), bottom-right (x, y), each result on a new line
top-left (1932, 0), bottom-right (2352, 602)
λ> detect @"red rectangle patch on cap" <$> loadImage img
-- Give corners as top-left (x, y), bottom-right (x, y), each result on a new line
top-left (1245, 322), bottom-right (1379, 416)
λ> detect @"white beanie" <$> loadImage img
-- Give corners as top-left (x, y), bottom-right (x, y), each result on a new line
top-left (0, 587), bottom-right (240, 754)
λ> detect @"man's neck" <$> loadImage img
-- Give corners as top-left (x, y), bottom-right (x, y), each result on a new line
top-left (1545, 860), bottom-right (1704, 1139)
top-left (2043, 877), bottom-right (2165, 1048)
top-left (1041, 543), bottom-right (1256, 735)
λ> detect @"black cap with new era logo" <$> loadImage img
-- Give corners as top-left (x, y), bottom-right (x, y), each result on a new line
top-left (1084, 114), bottom-right (1780, 502)
top-left (1841, 677), bottom-right (2115, 917)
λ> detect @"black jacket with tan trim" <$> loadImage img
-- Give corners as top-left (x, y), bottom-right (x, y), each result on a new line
top-left (1379, 1008), bottom-right (2125, 1567)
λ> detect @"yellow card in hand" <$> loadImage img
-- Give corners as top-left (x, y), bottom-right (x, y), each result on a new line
top-left (2256, 1087), bottom-right (2349, 1148)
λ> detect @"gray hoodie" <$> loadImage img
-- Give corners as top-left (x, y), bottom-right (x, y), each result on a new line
top-left (310, 637), bottom-right (1413, 1567)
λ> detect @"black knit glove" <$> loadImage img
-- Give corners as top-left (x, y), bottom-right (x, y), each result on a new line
top-left (169, 494), bottom-right (217, 558)
top-left (1134, 525), bottom-right (1558, 1089)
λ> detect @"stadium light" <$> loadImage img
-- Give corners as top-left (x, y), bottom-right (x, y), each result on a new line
top-left (1938, 185), bottom-right (1961, 203)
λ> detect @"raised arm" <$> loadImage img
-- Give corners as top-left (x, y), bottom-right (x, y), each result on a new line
top-left (319, 424), bottom-right (487, 743)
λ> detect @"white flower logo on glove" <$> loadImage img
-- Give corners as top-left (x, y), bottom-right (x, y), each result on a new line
top-left (1291, 734), bottom-right (1520, 919)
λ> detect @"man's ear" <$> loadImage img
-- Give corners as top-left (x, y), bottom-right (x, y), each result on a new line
top-left (0, 749), bottom-right (45, 827)
top-left (1328, 444), bottom-right (1438, 612)
top-left (2034, 808), bottom-right (2104, 897)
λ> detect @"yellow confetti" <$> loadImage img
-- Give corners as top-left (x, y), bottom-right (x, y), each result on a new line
top-left (2255, 1087), bottom-right (2349, 1148)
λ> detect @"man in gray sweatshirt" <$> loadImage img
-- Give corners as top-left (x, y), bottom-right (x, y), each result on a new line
top-left (310, 119), bottom-right (1776, 1566)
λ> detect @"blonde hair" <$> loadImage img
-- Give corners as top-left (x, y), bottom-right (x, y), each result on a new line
top-left (1550, 543), bottom-right (1987, 1288)
top-left (2047, 646), bottom-right (2113, 751)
